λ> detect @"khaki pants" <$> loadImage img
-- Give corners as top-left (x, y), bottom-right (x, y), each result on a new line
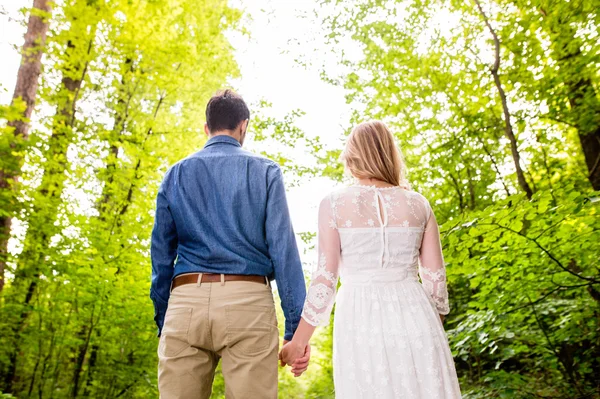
top-left (158, 279), bottom-right (279, 399)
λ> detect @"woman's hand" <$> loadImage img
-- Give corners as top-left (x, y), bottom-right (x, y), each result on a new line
top-left (279, 341), bottom-right (311, 377)
top-left (291, 343), bottom-right (311, 376)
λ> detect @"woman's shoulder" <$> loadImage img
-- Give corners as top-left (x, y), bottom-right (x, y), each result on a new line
top-left (316, 187), bottom-right (353, 210)
top-left (404, 189), bottom-right (429, 202)
top-left (402, 189), bottom-right (432, 210)
top-left (321, 185), bottom-right (360, 201)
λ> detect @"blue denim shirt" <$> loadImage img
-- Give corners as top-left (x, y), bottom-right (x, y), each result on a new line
top-left (150, 135), bottom-right (306, 341)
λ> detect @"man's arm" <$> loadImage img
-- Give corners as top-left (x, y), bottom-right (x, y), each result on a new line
top-left (150, 171), bottom-right (178, 337)
top-left (265, 165), bottom-right (306, 341)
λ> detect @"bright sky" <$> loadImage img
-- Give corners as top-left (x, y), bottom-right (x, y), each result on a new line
top-left (227, 0), bottom-right (351, 237)
top-left (0, 0), bottom-right (350, 257)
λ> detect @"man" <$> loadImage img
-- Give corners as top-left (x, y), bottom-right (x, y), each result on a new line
top-left (150, 89), bottom-right (308, 398)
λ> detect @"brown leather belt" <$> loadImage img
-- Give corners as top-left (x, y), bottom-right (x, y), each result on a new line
top-left (171, 273), bottom-right (267, 291)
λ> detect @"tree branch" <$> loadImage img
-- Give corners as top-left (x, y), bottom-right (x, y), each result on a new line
top-left (472, 0), bottom-right (533, 199)
top-left (480, 222), bottom-right (599, 283)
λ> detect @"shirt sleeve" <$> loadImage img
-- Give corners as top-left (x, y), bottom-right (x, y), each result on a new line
top-left (265, 165), bottom-right (306, 341)
top-left (150, 169), bottom-right (178, 336)
top-left (418, 203), bottom-right (450, 315)
top-left (301, 195), bottom-right (341, 326)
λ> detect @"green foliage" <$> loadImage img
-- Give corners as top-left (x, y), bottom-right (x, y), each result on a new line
top-left (443, 187), bottom-right (600, 395)
top-left (251, 103), bottom-right (324, 186)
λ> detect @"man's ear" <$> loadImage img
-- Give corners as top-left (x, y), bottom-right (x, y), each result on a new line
top-left (238, 119), bottom-right (249, 144)
top-left (204, 123), bottom-right (210, 137)
top-left (240, 119), bottom-right (249, 134)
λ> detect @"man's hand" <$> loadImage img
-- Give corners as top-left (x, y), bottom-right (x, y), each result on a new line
top-left (280, 340), bottom-right (290, 367)
top-left (279, 341), bottom-right (311, 377)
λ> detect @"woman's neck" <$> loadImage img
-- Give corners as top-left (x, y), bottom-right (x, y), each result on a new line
top-left (356, 178), bottom-right (395, 188)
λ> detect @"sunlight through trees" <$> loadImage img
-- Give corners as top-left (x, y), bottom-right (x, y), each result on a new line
top-left (0, 0), bottom-right (599, 397)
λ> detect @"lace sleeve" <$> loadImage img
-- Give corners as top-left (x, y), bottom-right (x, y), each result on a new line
top-left (418, 204), bottom-right (450, 315)
top-left (301, 196), bottom-right (341, 326)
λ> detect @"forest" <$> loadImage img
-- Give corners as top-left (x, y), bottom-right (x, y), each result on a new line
top-left (0, 0), bottom-right (598, 398)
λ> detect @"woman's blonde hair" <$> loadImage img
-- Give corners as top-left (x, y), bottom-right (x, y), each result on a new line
top-left (341, 121), bottom-right (409, 188)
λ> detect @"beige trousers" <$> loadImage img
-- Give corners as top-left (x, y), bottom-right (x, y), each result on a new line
top-left (158, 279), bottom-right (279, 399)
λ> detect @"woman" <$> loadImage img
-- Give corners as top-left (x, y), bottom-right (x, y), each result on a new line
top-left (280, 121), bottom-right (462, 398)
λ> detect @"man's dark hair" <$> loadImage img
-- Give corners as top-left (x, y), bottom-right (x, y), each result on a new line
top-left (205, 89), bottom-right (250, 132)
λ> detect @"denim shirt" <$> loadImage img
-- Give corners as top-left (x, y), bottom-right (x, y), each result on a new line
top-left (150, 135), bottom-right (306, 341)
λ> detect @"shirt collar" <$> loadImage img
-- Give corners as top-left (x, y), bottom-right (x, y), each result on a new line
top-left (203, 134), bottom-right (242, 149)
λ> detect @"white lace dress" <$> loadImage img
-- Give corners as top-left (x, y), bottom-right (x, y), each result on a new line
top-left (301, 186), bottom-right (462, 398)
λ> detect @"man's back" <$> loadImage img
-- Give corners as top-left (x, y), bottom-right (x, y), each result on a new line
top-left (151, 134), bottom-right (305, 340)
top-left (164, 135), bottom-right (281, 275)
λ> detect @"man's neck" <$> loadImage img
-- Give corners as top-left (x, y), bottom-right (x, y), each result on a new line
top-left (209, 131), bottom-right (241, 143)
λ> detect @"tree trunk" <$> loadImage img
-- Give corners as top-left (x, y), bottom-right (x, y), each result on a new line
top-left (71, 311), bottom-right (96, 398)
top-left (556, 52), bottom-right (600, 190)
top-left (0, 0), bottom-right (52, 292)
top-left (539, 8), bottom-right (600, 190)
top-left (78, 61), bottom-right (162, 394)
top-left (474, 0), bottom-right (534, 199)
top-left (2, 35), bottom-right (95, 394)
top-left (466, 164), bottom-right (476, 209)
top-left (478, 136), bottom-right (512, 196)
top-left (578, 127), bottom-right (600, 190)
top-left (448, 171), bottom-right (465, 211)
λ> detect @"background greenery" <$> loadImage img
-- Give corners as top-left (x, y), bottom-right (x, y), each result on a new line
top-left (0, 0), bottom-right (599, 398)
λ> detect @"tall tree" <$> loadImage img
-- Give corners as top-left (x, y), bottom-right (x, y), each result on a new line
top-left (538, 1), bottom-right (600, 190)
top-left (473, 0), bottom-right (533, 198)
top-left (1, 0), bottom-right (101, 389)
top-left (0, 0), bottom-right (52, 292)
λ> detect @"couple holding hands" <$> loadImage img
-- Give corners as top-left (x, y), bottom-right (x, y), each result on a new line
top-left (150, 90), bottom-right (462, 398)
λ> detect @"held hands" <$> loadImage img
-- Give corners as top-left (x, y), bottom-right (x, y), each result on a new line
top-left (279, 340), bottom-right (311, 377)
top-left (279, 319), bottom-right (315, 377)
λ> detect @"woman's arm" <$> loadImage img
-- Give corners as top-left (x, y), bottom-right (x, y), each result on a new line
top-left (418, 202), bottom-right (450, 322)
top-left (280, 195), bottom-right (341, 375)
